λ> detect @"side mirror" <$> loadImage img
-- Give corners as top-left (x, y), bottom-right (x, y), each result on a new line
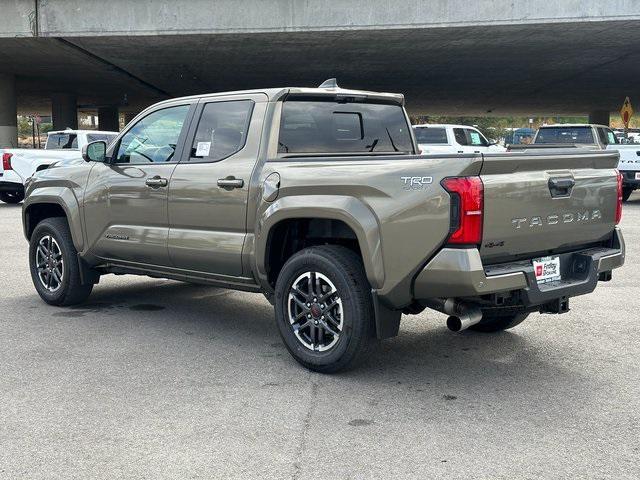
top-left (82, 140), bottom-right (107, 162)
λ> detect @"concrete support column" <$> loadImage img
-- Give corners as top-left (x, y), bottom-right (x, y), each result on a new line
top-left (51, 93), bottom-right (78, 130)
top-left (0, 74), bottom-right (18, 148)
top-left (98, 106), bottom-right (119, 132)
top-left (588, 110), bottom-right (610, 126)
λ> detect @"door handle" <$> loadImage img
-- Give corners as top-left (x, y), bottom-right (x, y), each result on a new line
top-left (145, 176), bottom-right (168, 188)
top-left (217, 176), bottom-right (244, 190)
top-left (548, 177), bottom-right (575, 198)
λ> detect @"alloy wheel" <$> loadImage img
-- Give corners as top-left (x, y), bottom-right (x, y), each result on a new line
top-left (35, 235), bottom-right (64, 292)
top-left (287, 271), bottom-right (344, 351)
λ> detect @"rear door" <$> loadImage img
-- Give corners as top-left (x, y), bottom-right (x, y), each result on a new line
top-left (167, 93), bottom-right (267, 277)
top-left (478, 150), bottom-right (619, 263)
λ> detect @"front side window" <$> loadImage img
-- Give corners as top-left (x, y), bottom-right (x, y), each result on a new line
top-left (189, 100), bottom-right (253, 162)
top-left (414, 127), bottom-right (448, 144)
top-left (46, 133), bottom-right (78, 149)
top-left (536, 127), bottom-right (595, 144)
top-left (114, 105), bottom-right (190, 163)
top-left (465, 129), bottom-right (489, 146)
top-left (278, 100), bottom-right (413, 154)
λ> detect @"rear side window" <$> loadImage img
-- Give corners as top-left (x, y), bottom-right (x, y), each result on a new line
top-left (87, 133), bottom-right (117, 145)
top-left (278, 100), bottom-right (413, 154)
top-left (597, 128), bottom-right (618, 145)
top-left (536, 127), bottom-right (595, 144)
top-left (189, 100), bottom-right (254, 162)
top-left (453, 128), bottom-right (467, 145)
top-left (46, 133), bottom-right (78, 149)
top-left (414, 127), bottom-right (448, 144)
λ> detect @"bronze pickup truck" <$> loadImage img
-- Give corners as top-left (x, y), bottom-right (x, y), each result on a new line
top-left (22, 80), bottom-right (625, 372)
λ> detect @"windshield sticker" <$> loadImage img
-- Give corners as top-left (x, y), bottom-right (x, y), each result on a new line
top-left (195, 141), bottom-right (211, 157)
top-left (470, 132), bottom-right (482, 144)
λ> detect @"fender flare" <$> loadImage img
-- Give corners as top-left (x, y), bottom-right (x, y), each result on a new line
top-left (23, 186), bottom-right (84, 252)
top-left (254, 195), bottom-right (384, 290)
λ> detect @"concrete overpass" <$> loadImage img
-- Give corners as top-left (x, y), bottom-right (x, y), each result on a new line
top-left (2, 0), bottom-right (640, 146)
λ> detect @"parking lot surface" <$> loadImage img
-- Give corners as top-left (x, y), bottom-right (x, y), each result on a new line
top-left (1, 196), bottom-right (639, 479)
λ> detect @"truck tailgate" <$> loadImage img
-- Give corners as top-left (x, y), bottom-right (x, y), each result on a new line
top-left (479, 150), bottom-right (619, 263)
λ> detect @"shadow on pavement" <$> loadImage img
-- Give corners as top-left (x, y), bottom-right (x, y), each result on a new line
top-left (12, 278), bottom-right (576, 392)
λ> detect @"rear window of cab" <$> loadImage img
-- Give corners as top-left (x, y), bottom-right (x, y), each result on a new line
top-left (278, 100), bottom-right (413, 155)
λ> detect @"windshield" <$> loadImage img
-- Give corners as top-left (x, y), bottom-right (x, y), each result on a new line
top-left (278, 100), bottom-right (413, 155)
top-left (536, 127), bottom-right (595, 144)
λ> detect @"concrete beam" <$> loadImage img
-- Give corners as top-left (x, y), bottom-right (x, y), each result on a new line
top-left (0, 74), bottom-right (18, 148)
top-left (0, 0), bottom-right (35, 37)
top-left (51, 93), bottom-right (78, 130)
top-left (589, 110), bottom-right (610, 126)
top-left (98, 107), bottom-right (119, 131)
top-left (35, 0), bottom-right (640, 37)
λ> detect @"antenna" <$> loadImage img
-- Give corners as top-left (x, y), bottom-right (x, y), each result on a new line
top-left (319, 78), bottom-right (339, 89)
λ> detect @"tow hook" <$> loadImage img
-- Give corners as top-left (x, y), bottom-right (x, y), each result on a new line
top-left (423, 298), bottom-right (484, 332)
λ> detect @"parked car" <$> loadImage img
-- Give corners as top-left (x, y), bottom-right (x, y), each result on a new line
top-left (533, 124), bottom-right (640, 201)
top-left (413, 124), bottom-right (506, 154)
top-left (0, 129), bottom-right (118, 203)
top-left (23, 82), bottom-right (624, 372)
top-left (504, 127), bottom-right (536, 145)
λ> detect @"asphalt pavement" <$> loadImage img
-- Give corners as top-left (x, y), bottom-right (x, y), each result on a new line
top-left (1, 195), bottom-right (639, 479)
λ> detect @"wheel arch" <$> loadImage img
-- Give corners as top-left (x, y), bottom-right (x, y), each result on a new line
top-left (23, 190), bottom-right (84, 252)
top-left (255, 195), bottom-right (384, 291)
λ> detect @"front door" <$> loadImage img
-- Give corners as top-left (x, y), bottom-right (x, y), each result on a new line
top-left (83, 103), bottom-right (194, 267)
top-left (167, 94), bottom-right (267, 277)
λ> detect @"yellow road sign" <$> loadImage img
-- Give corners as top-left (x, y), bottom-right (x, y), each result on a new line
top-left (620, 97), bottom-right (633, 128)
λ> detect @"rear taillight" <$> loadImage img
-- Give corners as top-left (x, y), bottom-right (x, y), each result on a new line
top-left (616, 170), bottom-right (623, 224)
top-left (2, 152), bottom-right (12, 170)
top-left (442, 176), bottom-right (484, 245)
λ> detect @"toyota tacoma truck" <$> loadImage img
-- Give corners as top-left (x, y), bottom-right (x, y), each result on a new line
top-left (0, 129), bottom-right (117, 203)
top-left (533, 123), bottom-right (640, 201)
top-left (22, 81), bottom-right (625, 373)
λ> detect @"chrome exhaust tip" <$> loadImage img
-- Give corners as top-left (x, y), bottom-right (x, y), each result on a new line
top-left (446, 309), bottom-right (482, 332)
top-left (423, 298), bottom-right (484, 332)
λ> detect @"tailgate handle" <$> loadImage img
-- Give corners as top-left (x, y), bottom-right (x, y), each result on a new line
top-left (548, 177), bottom-right (575, 198)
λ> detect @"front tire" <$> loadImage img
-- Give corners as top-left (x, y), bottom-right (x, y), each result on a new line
top-left (29, 217), bottom-right (93, 306)
top-left (0, 191), bottom-right (24, 204)
top-left (469, 311), bottom-right (529, 333)
top-left (274, 245), bottom-right (374, 373)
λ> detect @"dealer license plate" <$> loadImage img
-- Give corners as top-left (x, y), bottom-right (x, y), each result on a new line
top-left (533, 256), bottom-right (561, 284)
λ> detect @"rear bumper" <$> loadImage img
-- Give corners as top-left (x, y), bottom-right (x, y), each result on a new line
top-left (0, 180), bottom-right (25, 194)
top-left (620, 170), bottom-right (640, 188)
top-left (413, 227), bottom-right (625, 307)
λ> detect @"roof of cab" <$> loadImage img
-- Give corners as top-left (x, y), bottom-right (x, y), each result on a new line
top-left (539, 123), bottom-right (609, 129)
top-left (149, 83), bottom-right (404, 109)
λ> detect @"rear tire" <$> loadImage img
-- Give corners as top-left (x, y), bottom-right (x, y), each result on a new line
top-left (274, 245), bottom-right (374, 373)
top-left (622, 187), bottom-right (634, 202)
top-left (0, 191), bottom-right (24, 204)
top-left (29, 217), bottom-right (94, 306)
top-left (469, 311), bottom-right (529, 333)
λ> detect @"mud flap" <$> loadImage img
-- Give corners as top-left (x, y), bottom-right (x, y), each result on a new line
top-left (77, 255), bottom-right (100, 285)
top-left (371, 290), bottom-right (401, 339)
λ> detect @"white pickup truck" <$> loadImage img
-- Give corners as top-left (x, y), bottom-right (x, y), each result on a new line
top-left (0, 129), bottom-right (117, 203)
top-left (413, 123), bottom-right (506, 154)
top-left (533, 124), bottom-right (640, 201)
